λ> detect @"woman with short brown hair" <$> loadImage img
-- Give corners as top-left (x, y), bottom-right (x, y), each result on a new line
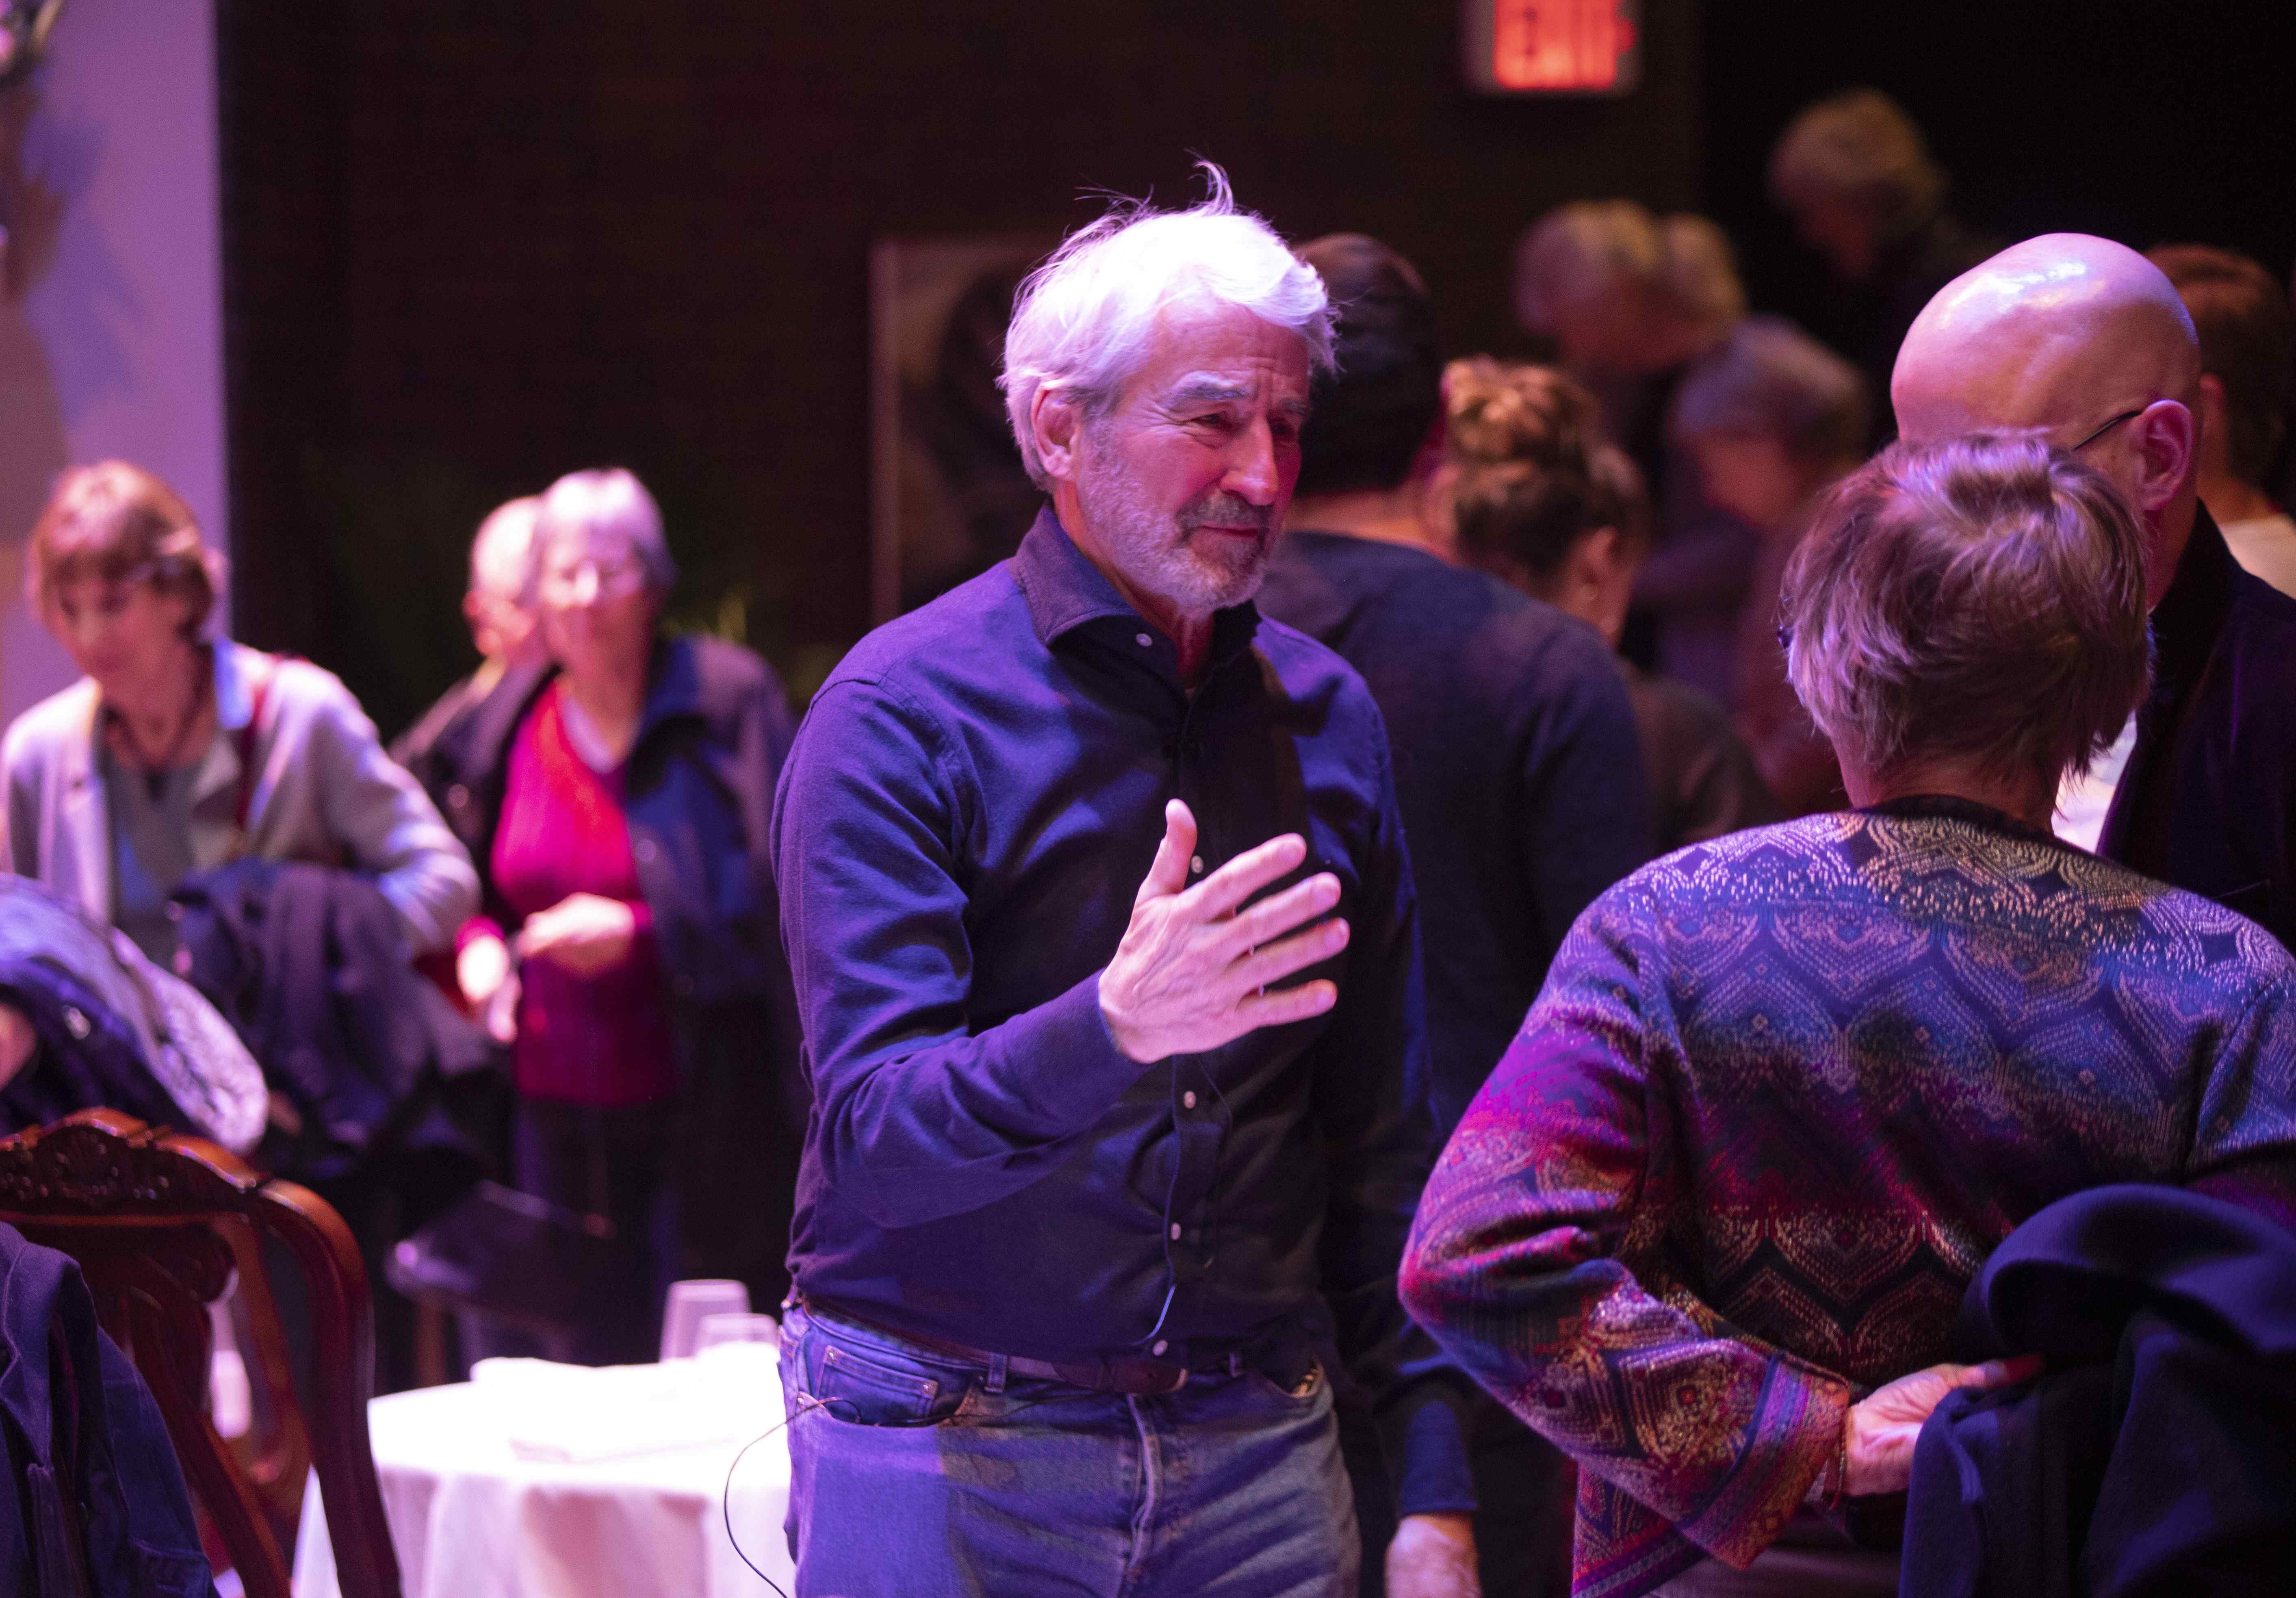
top-left (1405, 435), bottom-right (2296, 1597)
top-left (1, 460), bottom-right (475, 965)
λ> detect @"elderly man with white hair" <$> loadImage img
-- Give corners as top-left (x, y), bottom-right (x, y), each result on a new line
top-left (770, 170), bottom-right (1478, 1597)
top-left (391, 494), bottom-right (546, 812)
top-left (1893, 234), bottom-right (2296, 948)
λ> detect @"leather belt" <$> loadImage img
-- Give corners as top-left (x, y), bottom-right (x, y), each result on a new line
top-left (800, 1297), bottom-right (1230, 1396)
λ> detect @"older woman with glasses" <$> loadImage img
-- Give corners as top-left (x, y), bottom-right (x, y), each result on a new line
top-left (1403, 434), bottom-right (2296, 1598)
top-left (440, 467), bottom-right (804, 1364)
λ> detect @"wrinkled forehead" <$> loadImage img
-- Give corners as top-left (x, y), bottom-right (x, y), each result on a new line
top-left (540, 519), bottom-right (642, 568)
top-left (1127, 301), bottom-right (1314, 413)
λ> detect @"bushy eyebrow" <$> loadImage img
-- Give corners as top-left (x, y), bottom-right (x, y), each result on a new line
top-left (1162, 377), bottom-right (1312, 423)
top-left (1166, 377), bottom-right (1253, 406)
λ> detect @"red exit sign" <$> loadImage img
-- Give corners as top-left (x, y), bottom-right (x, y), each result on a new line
top-left (1464, 0), bottom-right (1641, 95)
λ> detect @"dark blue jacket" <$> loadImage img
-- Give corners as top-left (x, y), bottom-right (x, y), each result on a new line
top-left (2103, 505), bottom-right (2296, 951)
top-left (1257, 530), bottom-right (1652, 1132)
top-left (0, 1223), bottom-right (214, 1598)
top-left (1903, 1184), bottom-right (2296, 1597)
top-left (434, 632), bottom-right (806, 1305)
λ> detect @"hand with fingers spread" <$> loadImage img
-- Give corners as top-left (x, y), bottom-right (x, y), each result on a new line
top-left (1099, 799), bottom-right (1348, 1063)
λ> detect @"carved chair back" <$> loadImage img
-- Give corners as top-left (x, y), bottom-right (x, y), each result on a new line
top-left (0, 1110), bottom-right (401, 1598)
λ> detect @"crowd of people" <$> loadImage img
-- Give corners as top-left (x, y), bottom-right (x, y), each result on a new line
top-left (5, 86), bottom-right (2296, 1598)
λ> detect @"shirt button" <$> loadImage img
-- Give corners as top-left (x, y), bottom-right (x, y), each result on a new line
top-left (635, 838), bottom-right (657, 863)
top-left (1135, 632), bottom-right (1153, 648)
top-left (1169, 1223), bottom-right (1182, 1240)
top-left (1182, 1091), bottom-right (1197, 1110)
top-left (447, 783), bottom-right (470, 810)
top-left (1189, 855), bottom-right (1203, 874)
top-left (1152, 1339), bottom-right (1169, 1356)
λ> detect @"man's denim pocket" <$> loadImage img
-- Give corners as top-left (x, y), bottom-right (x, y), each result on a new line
top-left (816, 1342), bottom-right (953, 1425)
top-left (796, 1308), bottom-right (979, 1427)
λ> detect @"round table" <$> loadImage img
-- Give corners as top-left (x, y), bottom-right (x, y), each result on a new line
top-left (291, 1348), bottom-right (794, 1598)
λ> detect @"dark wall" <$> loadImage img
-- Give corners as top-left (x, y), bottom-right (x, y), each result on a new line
top-left (1702, 3), bottom-right (2296, 360)
top-left (217, 0), bottom-right (1702, 736)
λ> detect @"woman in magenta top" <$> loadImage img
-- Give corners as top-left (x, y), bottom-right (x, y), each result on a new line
top-left (446, 467), bottom-right (802, 1365)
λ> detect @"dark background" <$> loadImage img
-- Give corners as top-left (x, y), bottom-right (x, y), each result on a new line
top-left (215, 1), bottom-right (2294, 736)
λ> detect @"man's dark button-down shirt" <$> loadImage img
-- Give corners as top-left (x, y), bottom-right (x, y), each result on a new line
top-left (773, 508), bottom-right (1471, 1513)
top-left (2103, 504), bottom-right (2296, 950)
top-left (1257, 531), bottom-right (1654, 1133)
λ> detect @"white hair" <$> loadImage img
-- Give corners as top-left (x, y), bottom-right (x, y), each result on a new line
top-left (468, 496), bottom-right (541, 602)
top-left (529, 468), bottom-right (677, 601)
top-left (999, 163), bottom-right (1335, 489)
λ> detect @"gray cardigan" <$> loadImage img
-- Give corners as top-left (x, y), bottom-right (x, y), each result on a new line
top-left (0, 640), bottom-right (478, 955)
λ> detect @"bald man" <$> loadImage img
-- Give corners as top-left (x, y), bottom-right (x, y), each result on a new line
top-left (1895, 234), bottom-right (2296, 947)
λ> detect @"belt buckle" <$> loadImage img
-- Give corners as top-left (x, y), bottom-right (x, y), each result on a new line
top-left (1108, 1356), bottom-right (1188, 1395)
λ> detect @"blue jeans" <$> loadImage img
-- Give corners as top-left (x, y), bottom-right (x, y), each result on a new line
top-left (780, 1301), bottom-right (1359, 1597)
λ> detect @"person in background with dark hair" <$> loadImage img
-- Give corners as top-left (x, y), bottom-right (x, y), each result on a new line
top-left (1768, 87), bottom-right (1996, 446)
top-left (1667, 319), bottom-right (1869, 815)
top-left (1256, 234), bottom-right (1652, 1598)
top-left (1437, 361), bottom-right (1775, 852)
top-left (2148, 245), bottom-right (2296, 596)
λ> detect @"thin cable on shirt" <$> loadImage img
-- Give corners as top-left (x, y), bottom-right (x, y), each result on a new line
top-left (1135, 1058), bottom-right (1192, 1350)
top-left (1135, 1056), bottom-right (1234, 1353)
top-left (723, 1394), bottom-right (839, 1596)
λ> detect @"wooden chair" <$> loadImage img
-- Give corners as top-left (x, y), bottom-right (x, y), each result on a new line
top-left (0, 1110), bottom-right (402, 1598)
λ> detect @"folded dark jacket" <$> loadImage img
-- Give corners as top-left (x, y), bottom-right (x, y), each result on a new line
top-left (1902, 1184), bottom-right (2296, 1598)
top-left (173, 858), bottom-right (492, 1180)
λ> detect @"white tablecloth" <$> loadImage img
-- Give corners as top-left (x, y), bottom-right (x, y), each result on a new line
top-left (291, 1348), bottom-right (794, 1598)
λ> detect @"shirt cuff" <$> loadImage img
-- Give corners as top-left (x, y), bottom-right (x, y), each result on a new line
top-left (1381, 1371), bottom-right (1482, 1519)
top-left (1678, 1357), bottom-right (1850, 1568)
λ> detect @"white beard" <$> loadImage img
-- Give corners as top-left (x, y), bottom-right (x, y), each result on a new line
top-left (1075, 444), bottom-right (1272, 615)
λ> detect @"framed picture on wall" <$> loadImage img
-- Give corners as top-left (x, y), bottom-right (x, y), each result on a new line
top-left (869, 234), bottom-right (1055, 624)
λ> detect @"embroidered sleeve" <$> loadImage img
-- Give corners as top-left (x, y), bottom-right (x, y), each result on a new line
top-left (1403, 889), bottom-right (1849, 1569)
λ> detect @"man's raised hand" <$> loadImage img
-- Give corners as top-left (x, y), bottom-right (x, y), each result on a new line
top-left (1099, 800), bottom-right (1346, 1063)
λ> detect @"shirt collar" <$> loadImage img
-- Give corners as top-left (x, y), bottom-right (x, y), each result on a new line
top-left (1011, 505), bottom-right (1263, 668)
top-left (211, 641), bottom-right (256, 732)
top-left (1859, 792), bottom-right (2064, 848)
top-left (2149, 501), bottom-right (2235, 693)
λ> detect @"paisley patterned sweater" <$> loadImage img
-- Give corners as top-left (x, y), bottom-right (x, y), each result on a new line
top-left (1403, 799), bottom-right (2296, 1597)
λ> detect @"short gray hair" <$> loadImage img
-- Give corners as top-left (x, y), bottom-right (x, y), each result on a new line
top-left (468, 496), bottom-right (541, 602)
top-left (529, 468), bottom-right (678, 601)
top-left (1782, 434), bottom-right (2149, 791)
top-left (1000, 163), bottom-right (1335, 489)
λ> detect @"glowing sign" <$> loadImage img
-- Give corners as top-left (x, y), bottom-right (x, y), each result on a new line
top-left (1464, 0), bottom-right (1640, 96)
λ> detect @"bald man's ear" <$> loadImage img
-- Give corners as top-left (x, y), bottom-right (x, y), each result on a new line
top-left (2130, 398), bottom-right (2198, 516)
top-left (1032, 385), bottom-right (1086, 486)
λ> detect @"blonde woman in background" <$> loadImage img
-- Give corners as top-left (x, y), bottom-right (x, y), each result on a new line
top-left (1513, 200), bottom-right (1754, 699)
